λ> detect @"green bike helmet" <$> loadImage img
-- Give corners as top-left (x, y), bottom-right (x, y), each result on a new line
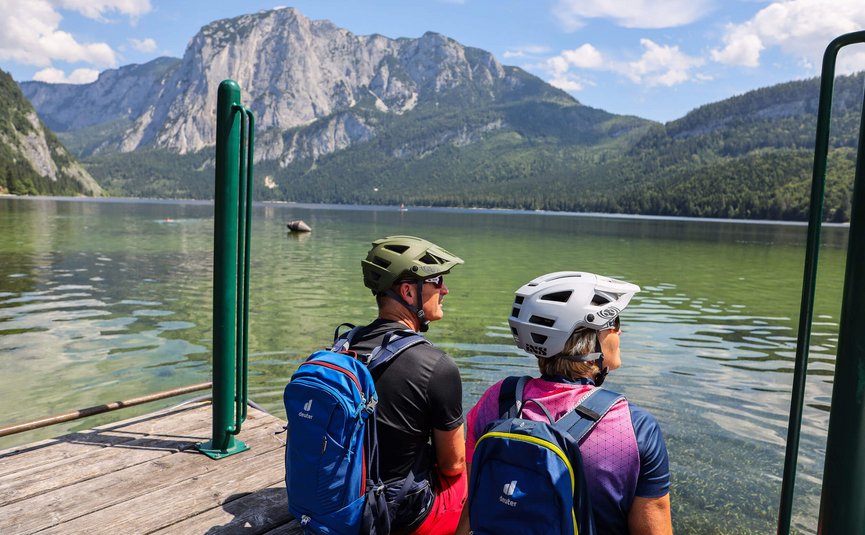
top-left (362, 235), bottom-right (464, 295)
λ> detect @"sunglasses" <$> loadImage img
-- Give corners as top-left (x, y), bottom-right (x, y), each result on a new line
top-left (424, 275), bottom-right (445, 289)
top-left (601, 316), bottom-right (621, 332)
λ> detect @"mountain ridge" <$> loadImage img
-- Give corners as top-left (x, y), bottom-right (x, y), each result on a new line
top-left (0, 69), bottom-right (102, 197)
top-left (13, 7), bottom-right (860, 221)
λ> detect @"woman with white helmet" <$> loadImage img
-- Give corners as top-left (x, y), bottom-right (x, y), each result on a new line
top-left (457, 272), bottom-right (672, 535)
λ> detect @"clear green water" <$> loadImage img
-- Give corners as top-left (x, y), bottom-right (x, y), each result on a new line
top-left (0, 197), bottom-right (849, 533)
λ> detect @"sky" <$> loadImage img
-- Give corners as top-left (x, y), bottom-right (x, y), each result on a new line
top-left (2, 0), bottom-right (865, 122)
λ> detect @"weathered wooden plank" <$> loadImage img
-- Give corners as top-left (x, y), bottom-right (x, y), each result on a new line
top-left (37, 435), bottom-right (287, 534)
top-left (0, 412), bottom-right (215, 505)
top-left (0, 402), bottom-right (280, 504)
top-left (0, 401), bottom-right (214, 477)
top-left (149, 481), bottom-right (290, 535)
top-left (0, 408), bottom-right (286, 535)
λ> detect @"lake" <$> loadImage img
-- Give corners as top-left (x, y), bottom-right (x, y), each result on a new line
top-left (0, 196), bottom-right (850, 533)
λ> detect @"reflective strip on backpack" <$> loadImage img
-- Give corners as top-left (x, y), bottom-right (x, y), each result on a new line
top-left (476, 431), bottom-right (579, 535)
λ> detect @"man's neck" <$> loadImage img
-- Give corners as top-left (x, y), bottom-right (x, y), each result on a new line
top-left (377, 308), bottom-right (420, 332)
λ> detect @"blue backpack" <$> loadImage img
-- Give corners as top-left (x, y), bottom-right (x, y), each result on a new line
top-left (284, 326), bottom-right (429, 535)
top-left (468, 376), bottom-right (624, 535)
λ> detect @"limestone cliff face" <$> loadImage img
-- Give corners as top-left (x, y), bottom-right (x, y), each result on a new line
top-left (21, 7), bottom-right (559, 164)
top-left (1, 69), bottom-right (101, 196)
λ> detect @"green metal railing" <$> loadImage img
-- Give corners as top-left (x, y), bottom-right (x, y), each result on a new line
top-left (196, 79), bottom-right (255, 460)
top-left (777, 31), bottom-right (865, 534)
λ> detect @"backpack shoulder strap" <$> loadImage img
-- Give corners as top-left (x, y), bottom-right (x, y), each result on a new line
top-left (366, 330), bottom-right (430, 372)
top-left (496, 375), bottom-right (532, 419)
top-left (555, 388), bottom-right (625, 443)
top-left (331, 323), bottom-right (362, 352)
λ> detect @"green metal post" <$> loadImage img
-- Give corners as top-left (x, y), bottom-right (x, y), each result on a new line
top-left (776, 30), bottom-right (865, 534)
top-left (196, 79), bottom-right (251, 459)
top-left (817, 65), bottom-right (865, 535)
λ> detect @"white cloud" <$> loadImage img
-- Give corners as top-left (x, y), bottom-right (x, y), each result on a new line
top-left (33, 67), bottom-right (99, 84)
top-left (548, 77), bottom-right (586, 92)
top-left (711, 0), bottom-right (865, 73)
top-left (561, 44), bottom-right (603, 69)
top-left (543, 39), bottom-right (705, 90)
top-left (503, 45), bottom-right (551, 59)
top-left (52, 0), bottom-right (152, 22)
top-left (0, 0), bottom-right (152, 75)
top-left (546, 55), bottom-right (571, 77)
top-left (553, 0), bottom-right (714, 30)
top-left (130, 37), bottom-right (157, 53)
top-left (624, 39), bottom-right (705, 86)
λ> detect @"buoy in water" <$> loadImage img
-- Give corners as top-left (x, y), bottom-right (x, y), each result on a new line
top-left (286, 220), bottom-right (312, 232)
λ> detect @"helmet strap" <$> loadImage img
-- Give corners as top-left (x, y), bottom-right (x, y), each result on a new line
top-left (592, 334), bottom-right (607, 386)
top-left (383, 282), bottom-right (429, 333)
top-left (594, 354), bottom-right (608, 386)
top-left (414, 279), bottom-right (429, 332)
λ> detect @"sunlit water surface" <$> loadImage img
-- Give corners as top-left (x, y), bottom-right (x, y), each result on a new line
top-left (0, 197), bottom-right (850, 534)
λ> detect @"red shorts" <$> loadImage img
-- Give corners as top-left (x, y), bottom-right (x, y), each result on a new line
top-left (411, 470), bottom-right (467, 535)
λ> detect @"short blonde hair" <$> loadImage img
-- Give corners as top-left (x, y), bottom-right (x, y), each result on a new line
top-left (536, 327), bottom-right (601, 380)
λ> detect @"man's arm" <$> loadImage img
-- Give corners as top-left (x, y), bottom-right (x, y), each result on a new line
top-left (433, 424), bottom-right (466, 476)
top-left (454, 462), bottom-right (472, 535)
top-left (628, 494), bottom-right (672, 535)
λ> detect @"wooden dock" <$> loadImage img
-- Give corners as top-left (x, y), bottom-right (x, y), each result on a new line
top-left (0, 400), bottom-right (304, 534)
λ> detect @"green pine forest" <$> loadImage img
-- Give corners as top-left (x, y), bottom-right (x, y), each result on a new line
top-left (7, 70), bottom-right (865, 222)
top-left (0, 70), bottom-right (87, 196)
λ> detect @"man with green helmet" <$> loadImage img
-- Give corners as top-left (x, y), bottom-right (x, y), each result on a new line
top-left (348, 235), bottom-right (467, 534)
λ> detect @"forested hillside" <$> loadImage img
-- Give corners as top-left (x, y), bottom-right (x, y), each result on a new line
top-left (15, 7), bottom-right (863, 221)
top-left (0, 69), bottom-right (101, 196)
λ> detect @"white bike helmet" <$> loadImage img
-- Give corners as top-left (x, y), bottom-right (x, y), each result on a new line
top-left (508, 271), bottom-right (640, 359)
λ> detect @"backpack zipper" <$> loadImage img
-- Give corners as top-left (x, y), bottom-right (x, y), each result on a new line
top-left (300, 360), bottom-right (365, 403)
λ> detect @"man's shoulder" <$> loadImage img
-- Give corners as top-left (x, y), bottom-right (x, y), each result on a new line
top-left (348, 321), bottom-right (446, 358)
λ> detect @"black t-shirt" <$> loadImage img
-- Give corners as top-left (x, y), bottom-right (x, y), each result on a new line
top-left (348, 319), bottom-right (464, 483)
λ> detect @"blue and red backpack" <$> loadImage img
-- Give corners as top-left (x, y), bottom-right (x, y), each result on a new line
top-left (284, 326), bottom-right (428, 535)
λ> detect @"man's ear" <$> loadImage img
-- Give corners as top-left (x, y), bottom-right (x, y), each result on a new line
top-left (399, 282), bottom-right (414, 304)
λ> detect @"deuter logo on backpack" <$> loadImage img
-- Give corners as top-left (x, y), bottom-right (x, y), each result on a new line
top-left (298, 399), bottom-right (314, 420)
top-left (467, 376), bottom-right (624, 535)
top-left (499, 480), bottom-right (518, 507)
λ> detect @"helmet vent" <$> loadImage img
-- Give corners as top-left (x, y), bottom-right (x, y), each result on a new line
top-left (372, 256), bottom-right (391, 268)
top-left (528, 315), bottom-right (555, 327)
top-left (419, 253), bottom-right (443, 265)
top-left (540, 291), bottom-right (572, 303)
top-left (591, 294), bottom-right (611, 306)
top-left (384, 244), bottom-right (409, 254)
top-left (511, 307), bottom-right (520, 318)
top-left (530, 333), bottom-right (548, 344)
top-left (514, 296), bottom-right (524, 304)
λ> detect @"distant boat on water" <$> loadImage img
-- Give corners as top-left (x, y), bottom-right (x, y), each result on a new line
top-left (399, 203), bottom-right (408, 212)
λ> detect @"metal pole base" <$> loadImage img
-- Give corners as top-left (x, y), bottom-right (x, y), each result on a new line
top-left (195, 438), bottom-right (249, 460)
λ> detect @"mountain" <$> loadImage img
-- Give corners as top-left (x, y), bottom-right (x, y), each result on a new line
top-left (19, 7), bottom-right (653, 201)
top-left (603, 74), bottom-right (863, 221)
top-left (20, 57), bottom-right (181, 156)
top-left (16, 7), bottom-right (859, 221)
top-left (21, 8), bottom-right (626, 160)
top-left (0, 69), bottom-right (101, 196)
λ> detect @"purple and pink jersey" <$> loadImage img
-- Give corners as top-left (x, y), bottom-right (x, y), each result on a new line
top-left (465, 375), bottom-right (670, 535)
